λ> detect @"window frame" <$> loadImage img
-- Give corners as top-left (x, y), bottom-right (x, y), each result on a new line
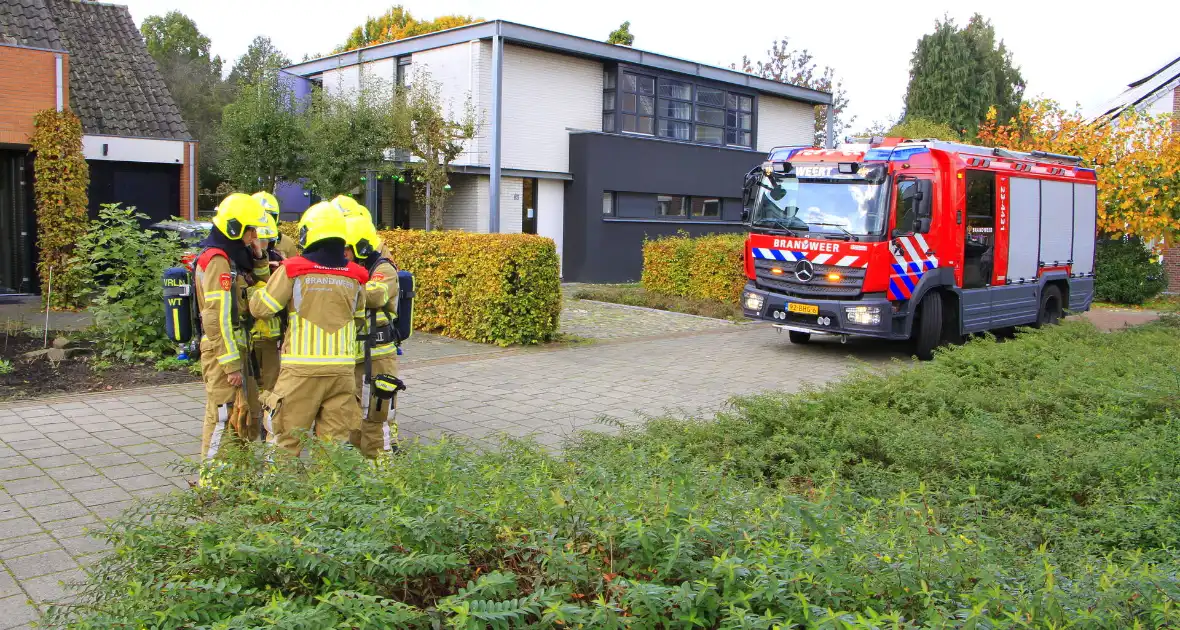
top-left (603, 64), bottom-right (758, 149)
top-left (601, 191), bottom-right (736, 223)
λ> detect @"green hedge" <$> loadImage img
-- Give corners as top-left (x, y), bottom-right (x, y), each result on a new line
top-left (1094, 236), bottom-right (1167, 304)
top-left (49, 320), bottom-right (1180, 628)
top-left (641, 232), bottom-right (745, 303)
top-left (278, 225), bottom-right (561, 345)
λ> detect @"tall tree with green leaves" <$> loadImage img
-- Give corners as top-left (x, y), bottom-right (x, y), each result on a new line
top-left (140, 11), bottom-right (232, 200)
top-left (903, 14), bottom-right (1024, 137)
top-left (735, 38), bottom-right (851, 146)
top-left (228, 36), bottom-right (291, 90)
top-left (607, 21), bottom-right (634, 46)
top-left (304, 79), bottom-right (393, 198)
top-left (336, 6), bottom-right (480, 52)
top-left (219, 71), bottom-right (305, 193)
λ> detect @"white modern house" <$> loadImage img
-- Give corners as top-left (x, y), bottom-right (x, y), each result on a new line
top-left (284, 20), bottom-right (832, 282)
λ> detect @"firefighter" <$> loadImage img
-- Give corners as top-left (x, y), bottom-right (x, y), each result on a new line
top-left (195, 193), bottom-right (273, 460)
top-left (253, 191), bottom-right (299, 259)
top-left (331, 194), bottom-right (371, 222)
top-left (250, 212), bottom-right (283, 393)
top-left (249, 202), bottom-right (369, 455)
top-left (345, 213), bottom-right (402, 457)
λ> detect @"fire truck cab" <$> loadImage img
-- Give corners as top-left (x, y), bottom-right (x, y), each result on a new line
top-left (739, 138), bottom-right (1098, 359)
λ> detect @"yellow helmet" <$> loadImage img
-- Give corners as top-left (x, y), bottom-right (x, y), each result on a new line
top-left (212, 193), bottom-right (269, 240)
top-left (330, 195), bottom-right (372, 222)
top-left (252, 192), bottom-right (280, 219)
top-left (344, 214), bottom-right (380, 259)
top-left (256, 212), bottom-right (278, 239)
top-left (298, 202), bottom-right (348, 249)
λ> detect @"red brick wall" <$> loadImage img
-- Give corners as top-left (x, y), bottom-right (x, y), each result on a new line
top-left (0, 46), bottom-right (67, 145)
top-left (179, 140), bottom-right (199, 219)
top-left (1165, 245), bottom-right (1180, 294)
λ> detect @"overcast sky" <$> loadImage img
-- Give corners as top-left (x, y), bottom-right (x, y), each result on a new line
top-left (122, 0), bottom-right (1179, 132)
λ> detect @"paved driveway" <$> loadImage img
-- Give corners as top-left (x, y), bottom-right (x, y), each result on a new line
top-left (0, 305), bottom-right (900, 627)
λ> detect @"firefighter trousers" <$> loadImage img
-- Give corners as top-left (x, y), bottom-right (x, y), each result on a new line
top-left (199, 342), bottom-right (261, 460)
top-left (253, 337), bottom-right (281, 393)
top-left (351, 355), bottom-right (399, 458)
top-left (263, 370), bottom-right (358, 455)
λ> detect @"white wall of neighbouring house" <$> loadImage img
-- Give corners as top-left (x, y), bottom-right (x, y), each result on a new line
top-left (500, 44), bottom-right (602, 173)
top-left (82, 135), bottom-right (185, 164)
top-left (498, 176), bottom-right (523, 234)
top-left (411, 41), bottom-right (482, 166)
top-left (756, 96), bottom-right (817, 151)
top-left (536, 178), bottom-right (565, 271)
top-left (321, 65), bottom-right (361, 96)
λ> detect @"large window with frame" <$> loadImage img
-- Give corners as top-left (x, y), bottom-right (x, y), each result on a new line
top-left (604, 191), bottom-right (732, 221)
top-left (604, 67), bottom-right (755, 148)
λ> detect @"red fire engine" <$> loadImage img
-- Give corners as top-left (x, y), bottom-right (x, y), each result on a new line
top-left (739, 138), bottom-right (1098, 359)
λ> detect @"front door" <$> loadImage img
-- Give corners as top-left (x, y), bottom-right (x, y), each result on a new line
top-left (522, 178), bottom-right (538, 234)
top-left (0, 151), bottom-right (35, 294)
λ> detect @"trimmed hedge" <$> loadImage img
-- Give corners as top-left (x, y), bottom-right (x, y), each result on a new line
top-left (278, 224), bottom-right (561, 345)
top-left (641, 232), bottom-right (746, 303)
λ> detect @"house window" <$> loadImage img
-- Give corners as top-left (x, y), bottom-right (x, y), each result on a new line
top-left (605, 68), bottom-right (756, 148)
top-left (657, 195), bottom-right (687, 217)
top-left (620, 71), bottom-right (655, 135)
top-left (396, 57), bottom-right (411, 86)
top-left (602, 191), bottom-right (615, 216)
top-left (691, 198), bottom-right (721, 218)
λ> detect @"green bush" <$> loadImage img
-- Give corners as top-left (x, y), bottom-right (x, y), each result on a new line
top-left (1094, 236), bottom-right (1167, 304)
top-left (641, 232), bottom-right (745, 304)
top-left (50, 321), bottom-right (1180, 628)
top-left (72, 203), bottom-right (184, 362)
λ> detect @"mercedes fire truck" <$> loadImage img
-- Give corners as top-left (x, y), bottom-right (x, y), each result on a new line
top-left (739, 138), bottom-right (1098, 359)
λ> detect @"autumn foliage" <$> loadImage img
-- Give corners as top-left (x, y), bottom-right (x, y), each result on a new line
top-left (336, 6), bottom-right (480, 53)
top-left (642, 233), bottom-right (746, 303)
top-left (30, 109), bottom-right (89, 309)
top-left (977, 99), bottom-right (1180, 245)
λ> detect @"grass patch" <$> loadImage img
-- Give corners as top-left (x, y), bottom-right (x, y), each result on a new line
top-left (1094, 293), bottom-right (1180, 312)
top-left (49, 319), bottom-right (1180, 628)
top-left (572, 283), bottom-right (744, 321)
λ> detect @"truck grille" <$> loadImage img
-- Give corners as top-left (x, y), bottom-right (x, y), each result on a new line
top-left (754, 259), bottom-right (865, 298)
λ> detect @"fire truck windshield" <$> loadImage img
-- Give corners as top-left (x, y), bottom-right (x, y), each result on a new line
top-left (750, 173), bottom-right (889, 238)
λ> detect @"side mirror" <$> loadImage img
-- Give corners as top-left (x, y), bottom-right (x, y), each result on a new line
top-left (740, 208), bottom-right (750, 223)
top-left (915, 216), bottom-right (932, 234)
top-left (916, 180), bottom-right (933, 219)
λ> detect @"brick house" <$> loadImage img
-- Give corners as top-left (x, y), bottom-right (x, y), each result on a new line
top-left (1093, 55), bottom-right (1180, 293)
top-left (0, 0), bottom-right (196, 295)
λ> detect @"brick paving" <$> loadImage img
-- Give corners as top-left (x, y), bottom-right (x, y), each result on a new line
top-left (0, 299), bottom-right (1155, 627)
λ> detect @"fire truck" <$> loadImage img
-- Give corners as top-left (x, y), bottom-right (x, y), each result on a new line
top-left (738, 138), bottom-right (1098, 359)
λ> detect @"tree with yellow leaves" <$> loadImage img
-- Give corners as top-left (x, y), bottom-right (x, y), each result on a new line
top-left (977, 99), bottom-right (1180, 245)
top-left (336, 6), bottom-right (480, 53)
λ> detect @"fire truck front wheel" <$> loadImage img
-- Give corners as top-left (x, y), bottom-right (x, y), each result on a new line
top-left (787, 330), bottom-right (811, 344)
top-left (912, 292), bottom-right (943, 361)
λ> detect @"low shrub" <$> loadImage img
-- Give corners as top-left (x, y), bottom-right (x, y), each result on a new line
top-left (641, 232), bottom-right (745, 304)
top-left (280, 223), bottom-right (562, 345)
top-left (1094, 236), bottom-right (1167, 304)
top-left (49, 321), bottom-right (1180, 627)
top-left (71, 203), bottom-right (184, 362)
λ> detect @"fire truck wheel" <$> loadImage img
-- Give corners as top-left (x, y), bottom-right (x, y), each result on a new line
top-left (787, 330), bottom-right (812, 344)
top-left (913, 293), bottom-right (943, 361)
top-left (1036, 285), bottom-right (1064, 327)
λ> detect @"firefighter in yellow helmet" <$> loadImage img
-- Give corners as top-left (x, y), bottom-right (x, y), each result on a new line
top-left (331, 194), bottom-right (371, 223)
top-left (249, 202), bottom-right (369, 455)
top-left (247, 212), bottom-right (283, 393)
top-left (345, 213), bottom-right (403, 457)
top-left (195, 193), bottom-right (272, 460)
top-left (253, 191), bottom-right (299, 259)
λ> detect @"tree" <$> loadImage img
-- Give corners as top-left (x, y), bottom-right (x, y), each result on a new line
top-left (607, 21), bottom-right (634, 46)
top-left (735, 38), bottom-right (851, 146)
top-left (228, 36), bottom-right (291, 90)
top-left (977, 99), bottom-right (1180, 245)
top-left (886, 117), bottom-right (961, 141)
top-left (219, 72), bottom-right (305, 193)
top-left (304, 79), bottom-right (393, 198)
top-left (140, 12), bottom-right (232, 201)
top-left (903, 14), bottom-right (1024, 137)
top-left (389, 69), bottom-right (477, 230)
top-left (336, 6), bottom-right (480, 52)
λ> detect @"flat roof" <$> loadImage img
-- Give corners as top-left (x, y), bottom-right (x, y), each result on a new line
top-left (284, 20), bottom-right (832, 106)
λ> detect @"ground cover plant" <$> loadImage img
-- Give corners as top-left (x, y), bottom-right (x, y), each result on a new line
top-left (47, 319), bottom-right (1180, 628)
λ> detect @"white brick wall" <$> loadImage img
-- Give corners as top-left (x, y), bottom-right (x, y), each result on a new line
top-left (321, 65), bottom-right (361, 96)
top-left (409, 43), bottom-right (481, 165)
top-left (439, 174), bottom-right (485, 231)
top-left (756, 96), bottom-right (816, 151)
top-left (501, 44), bottom-right (603, 172)
top-left (498, 177), bottom-right (524, 234)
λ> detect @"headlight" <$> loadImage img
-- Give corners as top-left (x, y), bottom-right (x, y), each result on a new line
top-left (743, 291), bottom-right (765, 312)
top-left (844, 305), bottom-right (881, 326)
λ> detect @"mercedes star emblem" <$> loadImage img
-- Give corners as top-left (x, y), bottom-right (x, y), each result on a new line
top-left (794, 259), bottom-right (815, 282)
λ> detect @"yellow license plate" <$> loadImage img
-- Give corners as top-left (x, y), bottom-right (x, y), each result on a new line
top-left (786, 303), bottom-right (819, 316)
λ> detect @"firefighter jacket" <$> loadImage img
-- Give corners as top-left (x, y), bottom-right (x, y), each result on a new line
top-left (249, 256), bottom-right (369, 376)
top-left (271, 232), bottom-right (300, 259)
top-left (355, 256), bottom-right (400, 362)
top-left (195, 248), bottom-right (270, 374)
